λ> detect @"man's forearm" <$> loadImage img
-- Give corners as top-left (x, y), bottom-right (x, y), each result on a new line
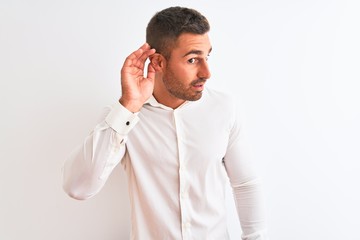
top-left (62, 104), bottom-right (137, 200)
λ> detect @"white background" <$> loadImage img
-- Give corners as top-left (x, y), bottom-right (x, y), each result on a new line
top-left (1, 0), bottom-right (360, 239)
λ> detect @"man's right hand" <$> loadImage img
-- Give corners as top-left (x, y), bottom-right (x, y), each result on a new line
top-left (119, 43), bottom-right (156, 113)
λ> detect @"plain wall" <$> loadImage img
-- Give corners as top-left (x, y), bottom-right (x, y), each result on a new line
top-left (1, 0), bottom-right (360, 239)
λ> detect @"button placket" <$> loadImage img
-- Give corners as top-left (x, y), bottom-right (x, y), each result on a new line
top-left (173, 110), bottom-right (191, 239)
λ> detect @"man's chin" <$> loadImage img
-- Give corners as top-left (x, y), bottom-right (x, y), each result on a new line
top-left (187, 92), bottom-right (203, 101)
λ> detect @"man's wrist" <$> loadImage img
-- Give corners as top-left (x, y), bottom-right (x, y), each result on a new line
top-left (119, 98), bottom-right (142, 113)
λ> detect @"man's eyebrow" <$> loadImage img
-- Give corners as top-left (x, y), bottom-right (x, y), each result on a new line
top-left (182, 47), bottom-right (213, 57)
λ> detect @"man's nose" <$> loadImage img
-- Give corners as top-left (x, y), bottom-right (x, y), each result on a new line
top-left (198, 61), bottom-right (211, 79)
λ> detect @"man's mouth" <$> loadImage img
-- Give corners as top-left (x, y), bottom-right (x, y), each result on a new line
top-left (191, 80), bottom-right (206, 90)
top-left (192, 83), bottom-right (205, 91)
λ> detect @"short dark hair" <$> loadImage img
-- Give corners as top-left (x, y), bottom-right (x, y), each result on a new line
top-left (146, 6), bottom-right (210, 59)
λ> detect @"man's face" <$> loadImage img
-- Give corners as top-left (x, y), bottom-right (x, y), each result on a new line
top-left (162, 33), bottom-right (212, 102)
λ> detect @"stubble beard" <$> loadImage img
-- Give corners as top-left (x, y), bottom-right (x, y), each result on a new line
top-left (163, 71), bottom-right (205, 102)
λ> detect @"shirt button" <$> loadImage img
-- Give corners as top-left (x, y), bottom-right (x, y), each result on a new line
top-left (126, 121), bottom-right (130, 126)
top-left (183, 222), bottom-right (191, 229)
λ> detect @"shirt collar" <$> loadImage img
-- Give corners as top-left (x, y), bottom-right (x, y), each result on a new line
top-left (145, 95), bottom-right (189, 110)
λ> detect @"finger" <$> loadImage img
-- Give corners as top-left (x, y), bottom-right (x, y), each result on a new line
top-left (124, 46), bottom-right (155, 68)
top-left (140, 42), bottom-right (151, 51)
top-left (146, 61), bottom-right (155, 81)
top-left (136, 48), bottom-right (156, 65)
top-left (130, 43), bottom-right (151, 60)
top-left (128, 48), bottom-right (155, 72)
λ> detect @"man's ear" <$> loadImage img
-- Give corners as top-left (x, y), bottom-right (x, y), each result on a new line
top-left (149, 53), bottom-right (165, 71)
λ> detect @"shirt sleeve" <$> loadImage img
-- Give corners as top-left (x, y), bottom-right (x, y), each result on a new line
top-left (62, 102), bottom-right (139, 200)
top-left (223, 101), bottom-right (269, 240)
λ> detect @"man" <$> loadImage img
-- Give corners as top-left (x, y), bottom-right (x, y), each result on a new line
top-left (63, 6), bottom-right (269, 240)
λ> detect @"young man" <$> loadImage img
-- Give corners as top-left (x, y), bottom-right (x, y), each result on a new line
top-left (63, 6), bottom-right (269, 240)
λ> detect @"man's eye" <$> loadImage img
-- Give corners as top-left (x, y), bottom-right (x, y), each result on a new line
top-left (188, 58), bottom-right (196, 64)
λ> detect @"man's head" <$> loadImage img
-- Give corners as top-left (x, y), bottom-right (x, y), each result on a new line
top-left (147, 7), bottom-right (212, 108)
top-left (146, 6), bottom-right (210, 59)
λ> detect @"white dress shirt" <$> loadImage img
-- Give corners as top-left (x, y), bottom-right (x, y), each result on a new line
top-left (63, 88), bottom-right (268, 240)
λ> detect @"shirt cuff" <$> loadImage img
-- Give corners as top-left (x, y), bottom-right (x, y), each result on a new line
top-left (105, 102), bottom-right (140, 135)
